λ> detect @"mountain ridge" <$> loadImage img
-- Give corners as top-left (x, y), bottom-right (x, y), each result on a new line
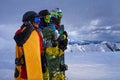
top-left (67, 40), bottom-right (120, 52)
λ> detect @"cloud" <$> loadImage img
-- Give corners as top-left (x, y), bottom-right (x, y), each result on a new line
top-left (0, 24), bottom-right (19, 52)
top-left (68, 31), bottom-right (78, 37)
top-left (66, 17), bottom-right (120, 42)
top-left (0, 24), bottom-right (19, 39)
top-left (1, 0), bottom-right (120, 42)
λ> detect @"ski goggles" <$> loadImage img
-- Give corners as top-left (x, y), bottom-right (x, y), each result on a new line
top-left (34, 17), bottom-right (40, 23)
top-left (44, 15), bottom-right (51, 23)
top-left (58, 12), bottom-right (62, 18)
top-left (50, 11), bottom-right (58, 18)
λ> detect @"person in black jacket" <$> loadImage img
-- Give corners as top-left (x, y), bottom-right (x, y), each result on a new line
top-left (14, 11), bottom-right (43, 80)
top-left (50, 8), bottom-right (68, 77)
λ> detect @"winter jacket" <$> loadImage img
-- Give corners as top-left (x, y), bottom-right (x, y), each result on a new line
top-left (53, 24), bottom-right (68, 51)
top-left (39, 22), bottom-right (60, 80)
top-left (14, 24), bottom-right (43, 80)
top-left (57, 31), bottom-right (68, 51)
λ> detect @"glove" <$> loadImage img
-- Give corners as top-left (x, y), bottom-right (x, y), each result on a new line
top-left (14, 67), bottom-right (19, 78)
top-left (60, 64), bottom-right (68, 71)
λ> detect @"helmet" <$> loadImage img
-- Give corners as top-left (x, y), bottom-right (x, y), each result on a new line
top-left (52, 8), bottom-right (62, 13)
top-left (39, 9), bottom-right (50, 17)
top-left (50, 8), bottom-right (62, 24)
top-left (22, 11), bottom-right (38, 22)
top-left (56, 8), bottom-right (62, 18)
top-left (51, 8), bottom-right (62, 18)
top-left (50, 12), bottom-right (59, 24)
top-left (39, 9), bottom-right (50, 23)
top-left (50, 10), bottom-right (58, 19)
top-left (56, 8), bottom-right (62, 13)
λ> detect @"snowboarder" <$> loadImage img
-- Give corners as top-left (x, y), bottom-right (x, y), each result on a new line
top-left (51, 8), bottom-right (68, 51)
top-left (50, 8), bottom-right (68, 77)
top-left (39, 9), bottom-right (66, 80)
top-left (14, 11), bottom-right (43, 80)
top-left (38, 9), bottom-right (55, 80)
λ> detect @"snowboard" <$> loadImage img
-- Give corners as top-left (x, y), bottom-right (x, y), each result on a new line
top-left (45, 46), bottom-right (66, 80)
top-left (60, 53), bottom-right (65, 68)
top-left (23, 30), bottom-right (43, 80)
top-left (60, 53), bottom-right (68, 78)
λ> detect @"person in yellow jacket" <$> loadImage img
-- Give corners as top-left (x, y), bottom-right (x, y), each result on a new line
top-left (14, 11), bottom-right (43, 80)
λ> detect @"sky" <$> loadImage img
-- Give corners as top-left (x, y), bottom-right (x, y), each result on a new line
top-left (0, 0), bottom-right (120, 43)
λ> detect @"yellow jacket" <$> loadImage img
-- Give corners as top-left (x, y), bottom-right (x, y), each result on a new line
top-left (14, 26), bottom-right (43, 80)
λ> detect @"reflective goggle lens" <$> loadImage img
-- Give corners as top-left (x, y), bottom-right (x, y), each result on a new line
top-left (44, 15), bottom-right (51, 23)
top-left (58, 12), bottom-right (62, 17)
top-left (45, 15), bottom-right (51, 19)
top-left (34, 17), bottom-right (40, 23)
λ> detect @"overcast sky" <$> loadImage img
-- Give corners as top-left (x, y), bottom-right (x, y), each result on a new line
top-left (0, 0), bottom-right (120, 42)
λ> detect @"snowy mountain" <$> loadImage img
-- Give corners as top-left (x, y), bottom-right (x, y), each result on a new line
top-left (67, 40), bottom-right (120, 52)
top-left (65, 40), bottom-right (120, 80)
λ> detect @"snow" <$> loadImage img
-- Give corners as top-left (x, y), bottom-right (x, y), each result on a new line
top-left (1, 42), bottom-right (120, 80)
top-left (65, 51), bottom-right (120, 80)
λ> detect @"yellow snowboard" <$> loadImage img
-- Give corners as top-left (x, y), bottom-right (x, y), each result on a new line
top-left (23, 30), bottom-right (43, 80)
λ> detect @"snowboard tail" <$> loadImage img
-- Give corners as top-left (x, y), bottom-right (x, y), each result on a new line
top-left (45, 46), bottom-right (67, 80)
top-left (23, 30), bottom-right (43, 80)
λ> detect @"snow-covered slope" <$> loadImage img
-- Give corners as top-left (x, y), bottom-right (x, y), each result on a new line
top-left (67, 40), bottom-right (120, 53)
top-left (65, 51), bottom-right (120, 80)
top-left (0, 39), bottom-right (120, 80)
